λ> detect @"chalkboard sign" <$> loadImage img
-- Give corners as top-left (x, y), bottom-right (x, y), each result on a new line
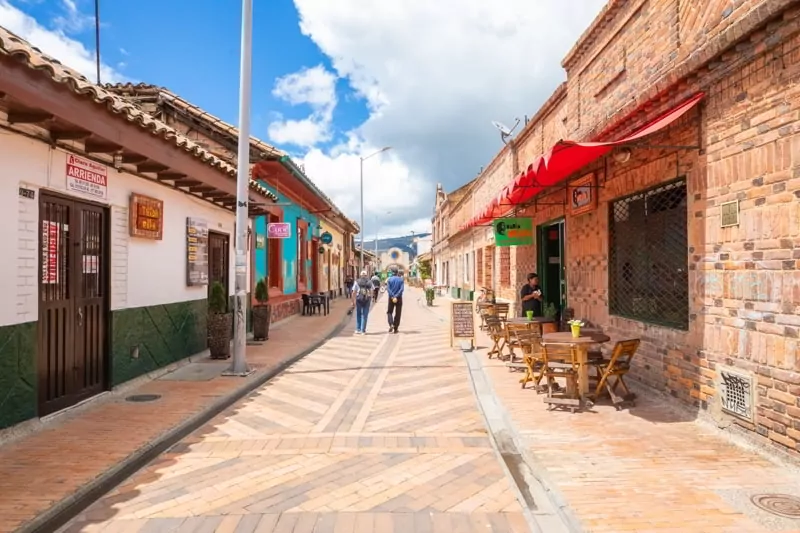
top-left (451, 301), bottom-right (475, 347)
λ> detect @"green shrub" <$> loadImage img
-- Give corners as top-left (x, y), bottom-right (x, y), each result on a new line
top-left (255, 278), bottom-right (269, 305)
top-left (208, 281), bottom-right (228, 314)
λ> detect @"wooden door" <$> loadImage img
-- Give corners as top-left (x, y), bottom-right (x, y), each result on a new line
top-left (311, 240), bottom-right (319, 292)
top-left (38, 193), bottom-right (108, 416)
top-left (326, 250), bottom-right (331, 292)
top-left (208, 231), bottom-right (230, 296)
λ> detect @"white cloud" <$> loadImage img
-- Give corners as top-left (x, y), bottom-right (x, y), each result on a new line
top-left (0, 0), bottom-right (124, 83)
top-left (289, 0), bottom-right (606, 237)
top-left (53, 0), bottom-right (94, 34)
top-left (267, 64), bottom-right (338, 147)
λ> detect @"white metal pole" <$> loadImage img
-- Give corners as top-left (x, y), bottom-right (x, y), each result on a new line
top-left (229, 0), bottom-right (253, 376)
top-left (359, 157), bottom-right (364, 273)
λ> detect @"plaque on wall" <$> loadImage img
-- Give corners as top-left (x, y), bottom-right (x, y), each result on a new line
top-left (129, 193), bottom-right (164, 240)
top-left (186, 217), bottom-right (209, 286)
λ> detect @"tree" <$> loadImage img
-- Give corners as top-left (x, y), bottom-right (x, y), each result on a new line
top-left (419, 259), bottom-right (431, 279)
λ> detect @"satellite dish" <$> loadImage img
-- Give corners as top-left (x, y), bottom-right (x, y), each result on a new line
top-left (492, 118), bottom-right (521, 144)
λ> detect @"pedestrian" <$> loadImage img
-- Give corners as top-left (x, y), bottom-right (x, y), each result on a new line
top-left (352, 270), bottom-right (373, 335)
top-left (386, 267), bottom-right (404, 333)
top-left (370, 271), bottom-right (381, 302)
top-left (519, 273), bottom-right (542, 317)
top-left (344, 273), bottom-right (354, 299)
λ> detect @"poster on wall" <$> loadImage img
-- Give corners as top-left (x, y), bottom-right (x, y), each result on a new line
top-left (129, 193), bottom-right (164, 240)
top-left (186, 217), bottom-right (209, 286)
top-left (268, 222), bottom-right (291, 239)
top-left (66, 154), bottom-right (108, 199)
top-left (41, 220), bottom-right (60, 284)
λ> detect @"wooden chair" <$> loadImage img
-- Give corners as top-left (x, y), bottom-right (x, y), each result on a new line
top-left (493, 303), bottom-right (510, 323)
top-left (477, 302), bottom-right (494, 330)
top-left (590, 339), bottom-right (640, 409)
top-left (484, 316), bottom-right (506, 359)
top-left (505, 323), bottom-right (529, 363)
top-left (541, 343), bottom-right (581, 413)
top-left (516, 330), bottom-right (544, 390)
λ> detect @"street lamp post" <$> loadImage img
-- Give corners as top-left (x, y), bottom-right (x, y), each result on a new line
top-left (359, 147), bottom-right (392, 273)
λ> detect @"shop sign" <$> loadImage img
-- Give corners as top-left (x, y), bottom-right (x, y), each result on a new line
top-left (493, 218), bottom-right (533, 247)
top-left (267, 222), bottom-right (291, 239)
top-left (186, 217), bottom-right (209, 286)
top-left (320, 231), bottom-right (333, 245)
top-left (41, 220), bottom-right (60, 284)
top-left (129, 193), bottom-right (164, 240)
top-left (255, 234), bottom-right (266, 249)
top-left (66, 154), bottom-right (107, 199)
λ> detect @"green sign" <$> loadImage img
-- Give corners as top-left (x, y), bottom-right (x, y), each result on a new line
top-left (493, 218), bottom-right (533, 247)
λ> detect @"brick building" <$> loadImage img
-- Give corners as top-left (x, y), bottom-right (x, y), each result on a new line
top-left (432, 0), bottom-right (800, 455)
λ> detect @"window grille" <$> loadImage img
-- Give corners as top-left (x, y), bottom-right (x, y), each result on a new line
top-left (608, 179), bottom-right (689, 330)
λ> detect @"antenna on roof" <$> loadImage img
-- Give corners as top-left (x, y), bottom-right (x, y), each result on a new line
top-left (94, 0), bottom-right (101, 84)
top-left (492, 118), bottom-right (521, 145)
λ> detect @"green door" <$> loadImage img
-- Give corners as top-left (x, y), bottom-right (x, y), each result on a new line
top-left (537, 219), bottom-right (566, 321)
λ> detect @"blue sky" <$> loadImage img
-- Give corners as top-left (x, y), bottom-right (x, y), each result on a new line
top-left (0, 0), bottom-right (606, 238)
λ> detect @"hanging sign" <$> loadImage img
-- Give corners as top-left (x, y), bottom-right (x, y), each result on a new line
top-left (493, 218), bottom-right (533, 247)
top-left (186, 217), bottom-right (209, 286)
top-left (267, 222), bottom-right (291, 239)
top-left (66, 154), bottom-right (107, 199)
top-left (129, 193), bottom-right (164, 240)
top-left (320, 231), bottom-right (333, 245)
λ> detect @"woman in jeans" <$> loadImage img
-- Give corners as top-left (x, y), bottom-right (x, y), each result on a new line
top-left (352, 270), bottom-right (373, 335)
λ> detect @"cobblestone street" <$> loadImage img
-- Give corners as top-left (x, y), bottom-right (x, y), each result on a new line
top-left (61, 292), bottom-right (530, 532)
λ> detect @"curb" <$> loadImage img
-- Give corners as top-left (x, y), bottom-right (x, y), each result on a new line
top-left (21, 309), bottom-right (354, 533)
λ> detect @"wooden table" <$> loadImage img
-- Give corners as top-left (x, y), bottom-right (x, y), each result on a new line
top-left (541, 331), bottom-right (610, 399)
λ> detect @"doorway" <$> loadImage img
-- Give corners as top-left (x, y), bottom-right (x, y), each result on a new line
top-left (38, 192), bottom-right (109, 416)
top-left (537, 218), bottom-right (566, 321)
top-left (208, 231), bottom-right (230, 297)
top-left (310, 240), bottom-right (320, 293)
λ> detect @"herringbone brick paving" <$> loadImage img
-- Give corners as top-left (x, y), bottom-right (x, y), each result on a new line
top-left (60, 293), bottom-right (529, 532)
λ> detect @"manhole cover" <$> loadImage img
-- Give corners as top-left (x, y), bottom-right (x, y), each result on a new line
top-left (125, 394), bottom-right (161, 403)
top-left (750, 494), bottom-right (800, 519)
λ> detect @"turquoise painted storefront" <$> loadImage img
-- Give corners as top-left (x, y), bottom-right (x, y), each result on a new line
top-left (253, 185), bottom-right (319, 294)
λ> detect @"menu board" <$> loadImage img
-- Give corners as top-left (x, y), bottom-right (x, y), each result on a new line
top-left (186, 217), bottom-right (209, 286)
top-left (451, 301), bottom-right (475, 347)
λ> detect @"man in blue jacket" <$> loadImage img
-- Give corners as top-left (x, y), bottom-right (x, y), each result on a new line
top-left (386, 268), bottom-right (404, 333)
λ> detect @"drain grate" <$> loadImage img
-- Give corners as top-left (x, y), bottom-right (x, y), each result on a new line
top-left (750, 494), bottom-right (800, 519)
top-left (125, 394), bottom-right (162, 403)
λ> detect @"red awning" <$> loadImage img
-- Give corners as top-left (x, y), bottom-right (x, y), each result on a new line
top-left (463, 92), bottom-right (705, 229)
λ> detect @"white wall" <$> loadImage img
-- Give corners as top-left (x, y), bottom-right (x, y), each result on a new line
top-left (0, 132), bottom-right (239, 327)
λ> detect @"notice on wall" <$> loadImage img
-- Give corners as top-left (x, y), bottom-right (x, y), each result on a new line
top-left (186, 217), bottom-right (209, 286)
top-left (41, 220), bottom-right (60, 284)
top-left (129, 193), bottom-right (164, 240)
top-left (66, 154), bottom-right (108, 199)
top-left (450, 301), bottom-right (475, 347)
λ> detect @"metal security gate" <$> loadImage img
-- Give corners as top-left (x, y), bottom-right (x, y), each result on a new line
top-left (38, 193), bottom-right (109, 416)
top-left (208, 231), bottom-right (230, 296)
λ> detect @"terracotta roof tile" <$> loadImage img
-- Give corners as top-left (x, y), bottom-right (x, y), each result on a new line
top-left (0, 26), bottom-right (277, 202)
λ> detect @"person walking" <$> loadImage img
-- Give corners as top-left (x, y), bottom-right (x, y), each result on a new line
top-left (370, 272), bottom-right (381, 303)
top-left (352, 270), bottom-right (373, 335)
top-left (386, 268), bottom-right (404, 333)
top-left (344, 273), bottom-right (354, 299)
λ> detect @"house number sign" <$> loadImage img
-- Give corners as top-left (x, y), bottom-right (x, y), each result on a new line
top-left (129, 193), bottom-right (164, 240)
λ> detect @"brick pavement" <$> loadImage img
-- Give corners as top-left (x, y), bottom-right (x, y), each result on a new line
top-left (59, 291), bottom-right (530, 532)
top-left (0, 300), bottom-right (350, 533)
top-left (431, 294), bottom-right (800, 533)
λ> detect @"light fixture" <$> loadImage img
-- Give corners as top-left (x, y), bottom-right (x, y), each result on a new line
top-left (113, 152), bottom-right (123, 170)
top-left (613, 147), bottom-right (632, 164)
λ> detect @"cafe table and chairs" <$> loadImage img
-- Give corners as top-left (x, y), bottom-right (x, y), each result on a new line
top-left (541, 331), bottom-right (611, 408)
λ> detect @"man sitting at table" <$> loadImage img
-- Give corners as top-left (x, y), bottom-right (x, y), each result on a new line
top-left (519, 273), bottom-right (542, 317)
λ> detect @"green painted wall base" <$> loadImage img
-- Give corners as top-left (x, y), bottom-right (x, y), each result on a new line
top-left (0, 321), bottom-right (36, 430)
top-left (111, 298), bottom-right (208, 386)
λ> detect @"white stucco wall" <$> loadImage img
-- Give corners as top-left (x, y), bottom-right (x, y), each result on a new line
top-left (0, 132), bottom-right (239, 327)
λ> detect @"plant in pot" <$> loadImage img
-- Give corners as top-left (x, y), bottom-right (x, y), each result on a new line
top-left (252, 278), bottom-right (271, 341)
top-left (542, 302), bottom-right (559, 334)
top-left (568, 319), bottom-right (585, 338)
top-left (207, 281), bottom-right (232, 359)
top-left (425, 286), bottom-right (435, 306)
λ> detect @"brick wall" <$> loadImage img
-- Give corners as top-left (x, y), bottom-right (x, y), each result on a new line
top-left (476, 248), bottom-right (484, 286)
top-left (499, 247), bottom-right (511, 287)
top-left (484, 246), bottom-right (494, 291)
top-left (16, 190), bottom-right (37, 322)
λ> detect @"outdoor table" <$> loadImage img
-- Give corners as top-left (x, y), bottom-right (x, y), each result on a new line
top-left (541, 331), bottom-right (611, 400)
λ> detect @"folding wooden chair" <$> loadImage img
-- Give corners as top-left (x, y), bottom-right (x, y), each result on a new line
top-left (516, 330), bottom-right (544, 390)
top-left (493, 303), bottom-right (510, 324)
top-left (591, 339), bottom-right (640, 409)
top-left (541, 343), bottom-right (581, 413)
top-left (505, 323), bottom-right (529, 363)
top-left (484, 316), bottom-right (506, 359)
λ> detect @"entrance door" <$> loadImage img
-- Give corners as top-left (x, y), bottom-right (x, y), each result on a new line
top-left (208, 231), bottom-right (230, 297)
top-left (38, 193), bottom-right (108, 416)
top-left (311, 240), bottom-right (320, 292)
top-left (537, 219), bottom-right (566, 320)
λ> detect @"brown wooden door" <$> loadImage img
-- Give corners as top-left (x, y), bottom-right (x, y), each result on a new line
top-left (38, 193), bottom-right (108, 416)
top-left (208, 231), bottom-right (230, 296)
top-left (311, 240), bottom-right (319, 292)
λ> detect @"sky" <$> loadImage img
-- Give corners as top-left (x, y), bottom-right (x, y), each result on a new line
top-left (0, 0), bottom-right (606, 240)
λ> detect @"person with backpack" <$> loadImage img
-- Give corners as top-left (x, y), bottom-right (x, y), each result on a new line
top-left (370, 272), bottom-right (381, 302)
top-left (352, 270), bottom-right (373, 335)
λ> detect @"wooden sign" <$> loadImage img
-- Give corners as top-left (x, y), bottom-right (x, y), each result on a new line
top-left (569, 172), bottom-right (597, 217)
top-left (450, 301), bottom-right (475, 348)
top-left (129, 193), bottom-right (164, 240)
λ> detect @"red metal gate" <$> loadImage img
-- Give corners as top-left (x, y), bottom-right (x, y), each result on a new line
top-left (38, 193), bottom-right (108, 416)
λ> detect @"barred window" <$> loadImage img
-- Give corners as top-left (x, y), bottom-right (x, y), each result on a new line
top-left (609, 179), bottom-right (689, 330)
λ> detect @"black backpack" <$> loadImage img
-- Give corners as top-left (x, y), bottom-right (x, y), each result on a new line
top-left (356, 278), bottom-right (372, 303)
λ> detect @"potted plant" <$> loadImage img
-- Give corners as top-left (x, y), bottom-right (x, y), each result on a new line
top-left (425, 286), bottom-right (435, 306)
top-left (568, 319), bottom-right (585, 338)
top-left (542, 302), bottom-right (559, 334)
top-left (208, 281), bottom-right (232, 359)
top-left (252, 278), bottom-right (271, 341)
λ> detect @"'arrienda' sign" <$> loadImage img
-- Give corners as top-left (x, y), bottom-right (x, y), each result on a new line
top-left (267, 222), bottom-right (291, 239)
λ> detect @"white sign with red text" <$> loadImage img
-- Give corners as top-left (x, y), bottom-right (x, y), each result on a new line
top-left (66, 154), bottom-right (108, 199)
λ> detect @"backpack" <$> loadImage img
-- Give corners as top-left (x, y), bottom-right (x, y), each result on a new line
top-left (356, 278), bottom-right (372, 303)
